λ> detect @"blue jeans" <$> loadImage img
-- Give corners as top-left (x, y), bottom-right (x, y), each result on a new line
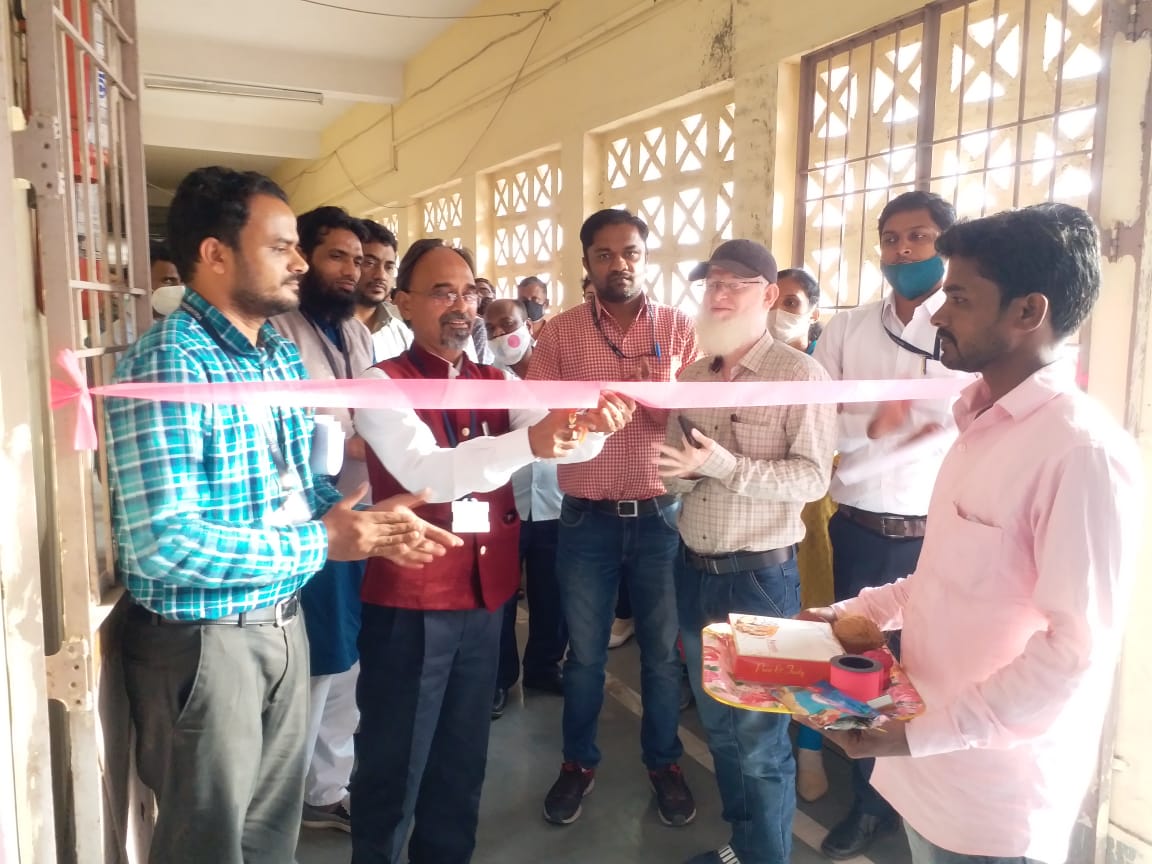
top-left (557, 496), bottom-right (684, 769)
top-left (677, 546), bottom-right (800, 864)
top-left (906, 825), bottom-right (1041, 864)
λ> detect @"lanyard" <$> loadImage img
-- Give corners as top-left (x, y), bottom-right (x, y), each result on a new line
top-left (179, 297), bottom-right (300, 496)
top-left (592, 301), bottom-right (662, 360)
top-left (880, 302), bottom-right (940, 372)
top-left (406, 349), bottom-right (478, 448)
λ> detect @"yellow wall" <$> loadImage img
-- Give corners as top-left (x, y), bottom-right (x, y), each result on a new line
top-left (275, 0), bottom-right (935, 306)
top-left (279, 1), bottom-right (1152, 858)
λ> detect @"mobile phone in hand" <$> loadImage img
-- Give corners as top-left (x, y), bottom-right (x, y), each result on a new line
top-left (678, 414), bottom-right (704, 448)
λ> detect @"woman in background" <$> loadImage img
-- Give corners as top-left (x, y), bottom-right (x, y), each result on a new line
top-left (771, 267), bottom-right (835, 801)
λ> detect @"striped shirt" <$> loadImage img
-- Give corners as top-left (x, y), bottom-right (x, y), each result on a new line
top-left (526, 296), bottom-right (699, 501)
top-left (105, 289), bottom-right (342, 620)
top-left (662, 332), bottom-right (837, 554)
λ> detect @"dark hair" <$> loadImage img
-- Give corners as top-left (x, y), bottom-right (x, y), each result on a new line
top-left (149, 240), bottom-right (174, 265)
top-left (878, 190), bottom-right (956, 234)
top-left (296, 206), bottom-right (368, 258)
top-left (778, 267), bottom-right (823, 347)
top-left (579, 208), bottom-right (649, 254)
top-left (167, 166), bottom-right (287, 281)
top-left (518, 275), bottom-right (546, 291)
top-left (778, 268), bottom-right (820, 306)
top-left (360, 219), bottom-right (398, 251)
top-left (935, 203), bottom-right (1100, 338)
top-left (395, 238), bottom-right (473, 295)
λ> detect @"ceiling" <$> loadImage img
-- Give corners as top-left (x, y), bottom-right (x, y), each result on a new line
top-left (139, 0), bottom-right (481, 192)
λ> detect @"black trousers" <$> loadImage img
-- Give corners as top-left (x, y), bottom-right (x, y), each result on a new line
top-left (828, 510), bottom-right (924, 818)
top-left (351, 603), bottom-right (501, 864)
top-left (497, 518), bottom-right (567, 688)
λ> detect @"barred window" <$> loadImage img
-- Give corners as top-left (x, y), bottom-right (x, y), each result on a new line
top-left (796, 0), bottom-right (1105, 310)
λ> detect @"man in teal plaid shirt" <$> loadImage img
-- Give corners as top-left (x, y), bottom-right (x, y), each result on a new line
top-left (106, 166), bottom-right (459, 864)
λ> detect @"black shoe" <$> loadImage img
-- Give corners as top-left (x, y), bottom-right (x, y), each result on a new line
top-left (820, 810), bottom-right (901, 860)
top-left (649, 763), bottom-right (696, 826)
top-left (491, 688), bottom-right (508, 719)
top-left (523, 668), bottom-right (564, 695)
top-left (543, 762), bottom-right (595, 824)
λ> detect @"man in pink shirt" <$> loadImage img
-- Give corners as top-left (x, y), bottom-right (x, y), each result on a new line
top-left (805, 202), bottom-right (1143, 864)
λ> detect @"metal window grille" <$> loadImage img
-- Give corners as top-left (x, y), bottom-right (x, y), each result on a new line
top-left (488, 153), bottom-right (563, 299)
top-left (795, 0), bottom-right (1107, 310)
top-left (598, 92), bottom-right (736, 315)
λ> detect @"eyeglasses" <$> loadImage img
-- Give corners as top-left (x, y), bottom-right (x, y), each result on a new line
top-left (703, 278), bottom-right (766, 294)
top-left (406, 289), bottom-right (481, 306)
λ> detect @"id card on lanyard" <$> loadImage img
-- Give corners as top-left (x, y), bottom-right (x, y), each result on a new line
top-left (265, 422), bottom-right (313, 527)
top-left (179, 296), bottom-right (314, 527)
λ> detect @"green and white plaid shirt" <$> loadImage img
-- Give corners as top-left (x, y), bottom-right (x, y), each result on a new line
top-left (105, 289), bottom-right (341, 620)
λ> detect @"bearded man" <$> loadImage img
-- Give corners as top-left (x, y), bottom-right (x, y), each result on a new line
top-left (652, 239), bottom-right (837, 864)
top-left (271, 205), bottom-right (375, 832)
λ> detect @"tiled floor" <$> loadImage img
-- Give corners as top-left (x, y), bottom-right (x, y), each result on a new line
top-left (298, 615), bottom-right (914, 864)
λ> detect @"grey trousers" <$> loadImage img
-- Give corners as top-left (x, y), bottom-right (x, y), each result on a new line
top-left (907, 825), bottom-right (1043, 864)
top-left (123, 605), bottom-right (310, 864)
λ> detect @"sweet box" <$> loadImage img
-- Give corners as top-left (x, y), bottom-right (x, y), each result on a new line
top-left (727, 614), bottom-right (846, 686)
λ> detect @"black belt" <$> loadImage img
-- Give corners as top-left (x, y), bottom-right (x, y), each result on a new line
top-left (838, 505), bottom-right (927, 539)
top-left (685, 546), bottom-right (795, 575)
top-left (572, 494), bottom-right (677, 519)
top-left (134, 591), bottom-right (301, 628)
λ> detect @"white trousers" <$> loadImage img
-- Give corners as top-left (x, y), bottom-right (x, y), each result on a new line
top-left (302, 662), bottom-right (359, 807)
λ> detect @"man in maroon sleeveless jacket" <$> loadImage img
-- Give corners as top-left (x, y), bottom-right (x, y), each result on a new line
top-left (351, 239), bottom-right (634, 864)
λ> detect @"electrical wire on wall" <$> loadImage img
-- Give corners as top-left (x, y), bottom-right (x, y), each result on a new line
top-left (296, 0), bottom-right (551, 20)
top-left (280, 0), bottom-right (563, 205)
top-left (446, 7), bottom-right (552, 180)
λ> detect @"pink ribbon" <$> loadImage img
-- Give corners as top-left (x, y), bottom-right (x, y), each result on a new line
top-left (52, 349), bottom-right (99, 451)
top-left (52, 351), bottom-right (968, 451)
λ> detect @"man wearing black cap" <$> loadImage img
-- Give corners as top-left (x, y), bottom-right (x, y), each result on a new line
top-left (653, 240), bottom-right (837, 864)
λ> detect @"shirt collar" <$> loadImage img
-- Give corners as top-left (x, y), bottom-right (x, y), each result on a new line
top-left (408, 341), bottom-right (475, 379)
top-left (592, 292), bottom-right (651, 326)
top-left (733, 329), bottom-right (776, 374)
top-left (181, 288), bottom-right (290, 360)
top-left (953, 359), bottom-right (1079, 430)
top-left (880, 287), bottom-right (946, 329)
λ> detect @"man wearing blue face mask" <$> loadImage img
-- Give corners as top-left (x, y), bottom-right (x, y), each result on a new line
top-left (812, 190), bottom-right (975, 860)
top-left (484, 299), bottom-right (569, 715)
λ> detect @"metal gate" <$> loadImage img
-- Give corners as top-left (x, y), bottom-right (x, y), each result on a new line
top-left (6, 0), bottom-right (151, 860)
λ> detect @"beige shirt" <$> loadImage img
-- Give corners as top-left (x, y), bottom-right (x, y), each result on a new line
top-left (663, 331), bottom-right (837, 555)
top-left (271, 309), bottom-right (375, 498)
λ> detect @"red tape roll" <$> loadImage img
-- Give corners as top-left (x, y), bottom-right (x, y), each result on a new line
top-left (830, 654), bottom-right (885, 702)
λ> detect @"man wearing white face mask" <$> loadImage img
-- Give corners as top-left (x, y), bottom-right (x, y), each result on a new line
top-left (150, 241), bottom-right (186, 319)
top-left (484, 298), bottom-right (569, 715)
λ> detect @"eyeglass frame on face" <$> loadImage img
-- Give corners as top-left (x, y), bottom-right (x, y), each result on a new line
top-left (400, 285), bottom-right (482, 306)
top-left (702, 277), bottom-right (768, 295)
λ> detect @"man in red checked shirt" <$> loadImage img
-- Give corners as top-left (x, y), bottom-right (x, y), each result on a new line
top-left (527, 208), bottom-right (701, 829)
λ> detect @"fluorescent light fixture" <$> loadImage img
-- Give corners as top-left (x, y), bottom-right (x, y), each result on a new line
top-left (143, 75), bottom-right (324, 104)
